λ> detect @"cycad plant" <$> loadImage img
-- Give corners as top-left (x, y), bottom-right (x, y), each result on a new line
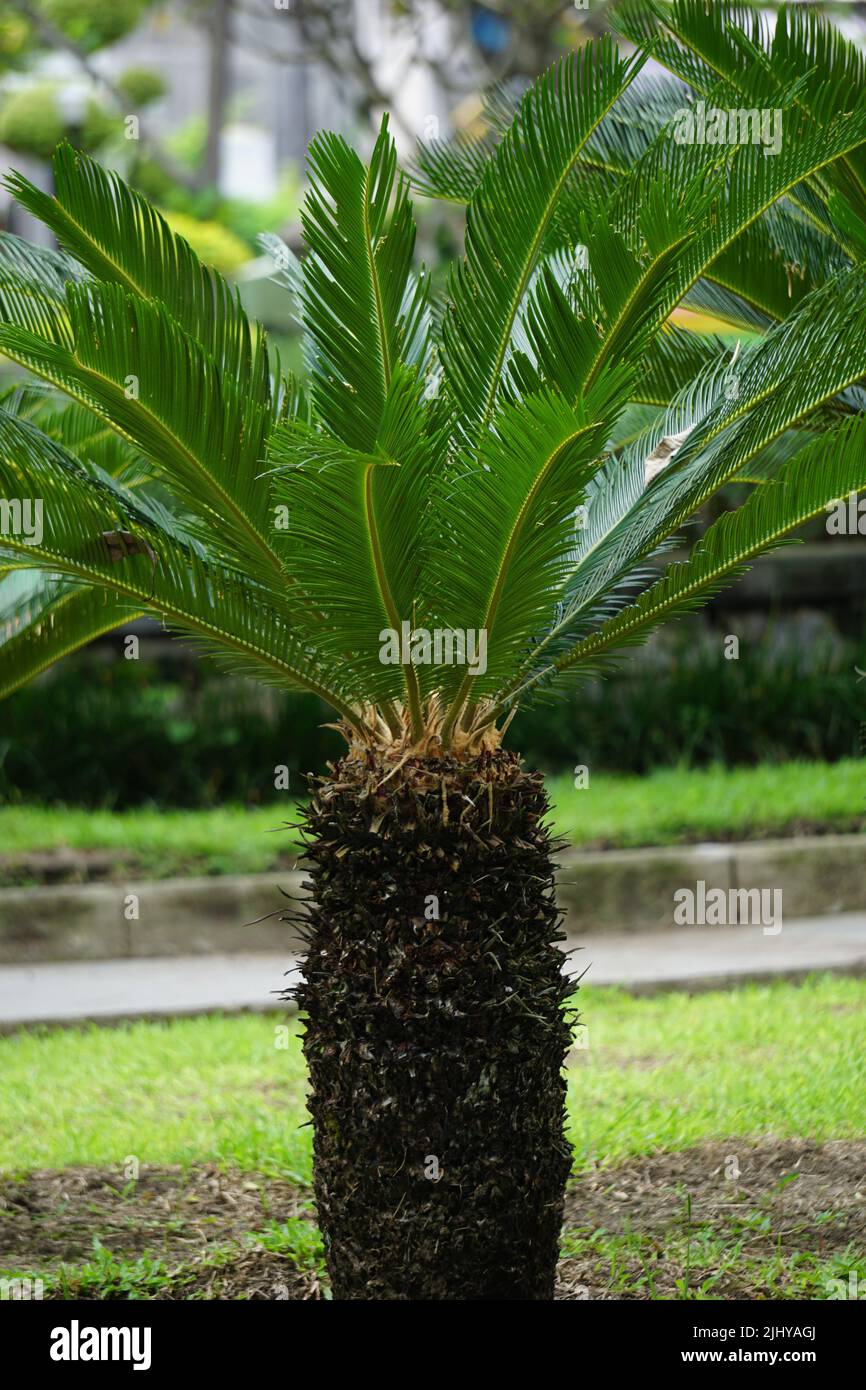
top-left (2, 1), bottom-right (866, 1300)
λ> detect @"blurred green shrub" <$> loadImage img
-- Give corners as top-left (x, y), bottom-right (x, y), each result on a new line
top-left (0, 660), bottom-right (343, 809)
top-left (80, 98), bottom-right (119, 150)
top-left (156, 116), bottom-right (302, 248)
top-left (116, 66), bottom-right (167, 108)
top-left (510, 629), bottom-right (865, 773)
top-left (159, 209), bottom-right (252, 273)
top-left (39, 0), bottom-right (152, 52)
top-left (0, 627), bottom-right (862, 807)
top-left (0, 13), bottom-right (29, 60)
top-left (0, 84), bottom-right (63, 160)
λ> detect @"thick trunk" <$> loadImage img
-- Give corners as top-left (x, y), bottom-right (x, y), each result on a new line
top-left (293, 747), bottom-right (573, 1301)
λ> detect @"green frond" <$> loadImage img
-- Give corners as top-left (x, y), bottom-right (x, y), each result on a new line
top-left (0, 282), bottom-right (281, 581)
top-left (828, 188), bottom-right (866, 261)
top-left (431, 374), bottom-right (627, 731)
top-left (565, 147), bottom-right (724, 398)
top-left (511, 348), bottom-right (734, 677)
top-left (0, 232), bottom-right (79, 345)
top-left (0, 410), bottom-right (361, 721)
top-left (704, 206), bottom-right (848, 323)
top-left (300, 116), bottom-right (427, 450)
top-left (631, 324), bottom-right (731, 406)
top-left (412, 72), bottom-right (689, 208)
top-left (680, 277), bottom-right (772, 333)
top-left (4, 144), bottom-right (271, 401)
top-left (0, 574), bottom-right (141, 699)
top-left (0, 383), bottom-right (153, 484)
top-left (572, 86), bottom-right (866, 400)
top-left (411, 130), bottom-right (496, 205)
top-left (544, 413), bottom-right (866, 690)
top-left (606, 402), bottom-right (666, 453)
top-left (616, 0), bottom-right (866, 252)
top-left (266, 366), bottom-right (439, 720)
top-left (32, 400), bottom-right (152, 484)
top-left (732, 428), bottom-right (819, 486)
top-left (568, 263), bottom-right (866, 627)
top-left (441, 37), bottom-right (649, 434)
top-left (500, 257), bottom-right (866, 702)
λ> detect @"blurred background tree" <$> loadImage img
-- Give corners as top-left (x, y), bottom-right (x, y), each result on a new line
top-left (0, 2), bottom-right (610, 254)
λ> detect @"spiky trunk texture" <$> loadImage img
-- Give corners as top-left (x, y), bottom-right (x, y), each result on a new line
top-left (291, 747), bottom-right (574, 1301)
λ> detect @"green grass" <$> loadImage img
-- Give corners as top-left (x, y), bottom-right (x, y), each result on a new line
top-left (564, 975), bottom-right (865, 1166)
top-left (13, 1213), bottom-right (327, 1301)
top-left (558, 1221), bottom-right (866, 1301)
top-left (2, 976), bottom-right (863, 1299)
top-left (0, 804), bottom-right (303, 879)
top-left (2, 975), bottom-right (863, 1175)
top-left (1, 758), bottom-right (862, 881)
top-left (0, 1009), bottom-right (311, 1177)
top-left (43, 1219), bottom-right (327, 1301)
top-left (546, 757), bottom-right (865, 851)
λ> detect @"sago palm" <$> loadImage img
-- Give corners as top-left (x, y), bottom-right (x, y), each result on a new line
top-left (2, 2), bottom-right (866, 1300)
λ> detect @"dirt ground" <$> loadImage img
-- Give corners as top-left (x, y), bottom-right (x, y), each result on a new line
top-left (1, 1139), bottom-right (863, 1300)
top-left (557, 1138), bottom-right (866, 1299)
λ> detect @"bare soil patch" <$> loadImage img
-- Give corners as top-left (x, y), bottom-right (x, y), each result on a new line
top-left (558, 1138), bottom-right (866, 1299)
top-left (2, 1139), bottom-right (863, 1299)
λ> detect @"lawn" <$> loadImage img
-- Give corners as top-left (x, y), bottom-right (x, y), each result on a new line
top-left (1, 758), bottom-right (862, 883)
top-left (2, 975), bottom-right (864, 1299)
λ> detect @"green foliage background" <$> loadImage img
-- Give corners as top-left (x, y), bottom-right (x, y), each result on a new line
top-left (1, 624), bottom-right (862, 807)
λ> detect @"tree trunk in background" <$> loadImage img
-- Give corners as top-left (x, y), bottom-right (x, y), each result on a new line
top-left (294, 748), bottom-right (573, 1300)
top-left (204, 0), bottom-right (230, 191)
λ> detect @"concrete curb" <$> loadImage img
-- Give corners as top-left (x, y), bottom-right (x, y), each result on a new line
top-left (0, 834), bottom-right (863, 963)
top-left (556, 834), bottom-right (866, 935)
top-left (0, 872), bottom-right (307, 963)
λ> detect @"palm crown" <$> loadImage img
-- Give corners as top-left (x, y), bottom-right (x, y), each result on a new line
top-left (2, 1), bottom-right (866, 754)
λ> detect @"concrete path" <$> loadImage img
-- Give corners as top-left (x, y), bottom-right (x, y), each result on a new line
top-left (569, 913), bottom-right (866, 993)
top-left (1, 912), bottom-right (865, 1030)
